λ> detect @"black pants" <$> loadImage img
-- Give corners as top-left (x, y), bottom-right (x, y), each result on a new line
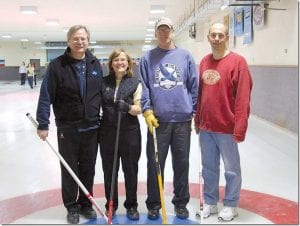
top-left (57, 128), bottom-right (98, 211)
top-left (99, 126), bottom-right (141, 210)
top-left (146, 121), bottom-right (191, 210)
top-left (20, 73), bottom-right (26, 85)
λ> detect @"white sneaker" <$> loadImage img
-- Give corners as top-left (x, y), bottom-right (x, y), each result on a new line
top-left (202, 203), bottom-right (218, 218)
top-left (218, 206), bottom-right (238, 221)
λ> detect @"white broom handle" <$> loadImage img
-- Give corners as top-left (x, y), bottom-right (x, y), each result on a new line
top-left (26, 113), bottom-right (108, 223)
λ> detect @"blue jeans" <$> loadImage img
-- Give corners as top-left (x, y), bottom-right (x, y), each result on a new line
top-left (199, 130), bottom-right (241, 207)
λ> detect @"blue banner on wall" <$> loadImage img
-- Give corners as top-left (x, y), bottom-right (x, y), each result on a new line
top-left (243, 6), bottom-right (253, 44)
top-left (234, 7), bottom-right (244, 36)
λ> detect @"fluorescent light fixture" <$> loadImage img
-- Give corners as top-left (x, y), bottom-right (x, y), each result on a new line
top-left (46, 19), bottom-right (60, 26)
top-left (1, 34), bottom-right (12, 39)
top-left (90, 41), bottom-right (97, 44)
top-left (146, 28), bottom-right (155, 32)
top-left (145, 34), bottom-right (154, 37)
top-left (34, 41), bottom-right (42, 44)
top-left (150, 5), bottom-right (165, 14)
top-left (20, 6), bottom-right (38, 15)
top-left (145, 40), bottom-right (152, 43)
top-left (20, 38), bottom-right (29, 42)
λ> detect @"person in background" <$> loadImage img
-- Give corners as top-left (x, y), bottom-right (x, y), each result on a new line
top-left (19, 61), bottom-right (26, 85)
top-left (36, 25), bottom-right (102, 224)
top-left (26, 63), bottom-right (34, 89)
top-left (139, 17), bottom-right (198, 220)
top-left (194, 22), bottom-right (253, 221)
top-left (32, 63), bottom-right (37, 86)
top-left (99, 49), bottom-right (142, 221)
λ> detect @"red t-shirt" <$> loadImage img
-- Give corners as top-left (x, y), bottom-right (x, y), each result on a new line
top-left (194, 52), bottom-right (253, 142)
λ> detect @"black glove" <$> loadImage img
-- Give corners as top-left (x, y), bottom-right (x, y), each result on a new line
top-left (116, 99), bottom-right (131, 113)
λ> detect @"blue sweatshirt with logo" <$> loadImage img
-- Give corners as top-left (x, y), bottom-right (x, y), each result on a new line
top-left (139, 46), bottom-right (198, 122)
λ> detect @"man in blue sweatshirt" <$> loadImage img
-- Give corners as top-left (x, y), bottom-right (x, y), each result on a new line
top-left (139, 17), bottom-right (198, 220)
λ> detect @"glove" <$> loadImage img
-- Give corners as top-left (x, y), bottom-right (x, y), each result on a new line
top-left (116, 99), bottom-right (131, 113)
top-left (143, 110), bottom-right (159, 134)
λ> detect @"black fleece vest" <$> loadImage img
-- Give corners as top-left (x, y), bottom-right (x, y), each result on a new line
top-left (100, 74), bottom-right (140, 129)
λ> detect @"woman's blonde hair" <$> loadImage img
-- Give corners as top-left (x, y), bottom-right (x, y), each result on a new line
top-left (108, 49), bottom-right (133, 77)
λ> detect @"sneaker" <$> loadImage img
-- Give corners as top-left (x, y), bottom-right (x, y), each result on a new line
top-left (147, 208), bottom-right (159, 220)
top-left (202, 203), bottom-right (218, 218)
top-left (126, 207), bottom-right (139, 220)
top-left (67, 210), bottom-right (79, 224)
top-left (79, 206), bottom-right (97, 219)
top-left (174, 206), bottom-right (189, 219)
top-left (218, 206), bottom-right (238, 221)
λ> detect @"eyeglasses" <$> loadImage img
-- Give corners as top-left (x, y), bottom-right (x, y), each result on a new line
top-left (113, 58), bottom-right (127, 63)
top-left (156, 27), bottom-right (171, 33)
top-left (208, 32), bottom-right (227, 40)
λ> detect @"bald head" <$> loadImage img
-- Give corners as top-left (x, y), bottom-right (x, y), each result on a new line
top-left (209, 23), bottom-right (228, 35)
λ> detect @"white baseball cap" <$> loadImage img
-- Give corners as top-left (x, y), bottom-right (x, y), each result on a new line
top-left (155, 17), bottom-right (174, 30)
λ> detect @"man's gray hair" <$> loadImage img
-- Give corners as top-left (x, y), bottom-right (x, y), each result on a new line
top-left (67, 25), bottom-right (90, 42)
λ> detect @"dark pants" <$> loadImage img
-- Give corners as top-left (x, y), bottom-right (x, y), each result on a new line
top-left (57, 128), bottom-right (98, 211)
top-left (146, 121), bottom-right (191, 210)
top-left (20, 73), bottom-right (26, 85)
top-left (99, 126), bottom-right (141, 210)
top-left (34, 74), bottom-right (37, 85)
top-left (27, 76), bottom-right (33, 88)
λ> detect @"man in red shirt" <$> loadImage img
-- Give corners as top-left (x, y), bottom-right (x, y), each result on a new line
top-left (194, 22), bottom-right (252, 221)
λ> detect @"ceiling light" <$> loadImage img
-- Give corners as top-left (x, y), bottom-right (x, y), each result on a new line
top-left (46, 19), bottom-right (60, 26)
top-left (145, 34), bottom-right (154, 37)
top-left (1, 34), bottom-right (12, 39)
top-left (145, 40), bottom-right (152, 43)
top-left (20, 38), bottom-right (29, 42)
top-left (20, 6), bottom-right (38, 15)
top-left (150, 5), bottom-right (165, 14)
top-left (145, 37), bottom-right (152, 41)
top-left (146, 28), bottom-right (155, 32)
top-left (34, 41), bottom-right (42, 44)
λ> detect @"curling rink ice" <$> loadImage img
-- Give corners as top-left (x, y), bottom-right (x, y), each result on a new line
top-left (0, 81), bottom-right (298, 225)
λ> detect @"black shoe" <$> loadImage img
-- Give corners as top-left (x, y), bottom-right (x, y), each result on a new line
top-left (79, 206), bottom-right (97, 219)
top-left (174, 206), bottom-right (189, 219)
top-left (148, 209), bottom-right (159, 220)
top-left (127, 207), bottom-right (139, 220)
top-left (67, 210), bottom-right (79, 224)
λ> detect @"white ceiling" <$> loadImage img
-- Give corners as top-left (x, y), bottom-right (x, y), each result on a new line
top-left (0, 0), bottom-right (197, 43)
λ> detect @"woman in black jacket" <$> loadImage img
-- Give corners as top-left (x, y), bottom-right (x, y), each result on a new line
top-left (99, 49), bottom-right (142, 220)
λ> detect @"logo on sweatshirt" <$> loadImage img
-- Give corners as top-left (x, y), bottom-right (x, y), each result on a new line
top-left (202, 69), bottom-right (220, 85)
top-left (154, 63), bottom-right (182, 89)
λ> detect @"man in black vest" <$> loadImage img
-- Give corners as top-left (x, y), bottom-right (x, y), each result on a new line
top-left (36, 25), bottom-right (102, 224)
